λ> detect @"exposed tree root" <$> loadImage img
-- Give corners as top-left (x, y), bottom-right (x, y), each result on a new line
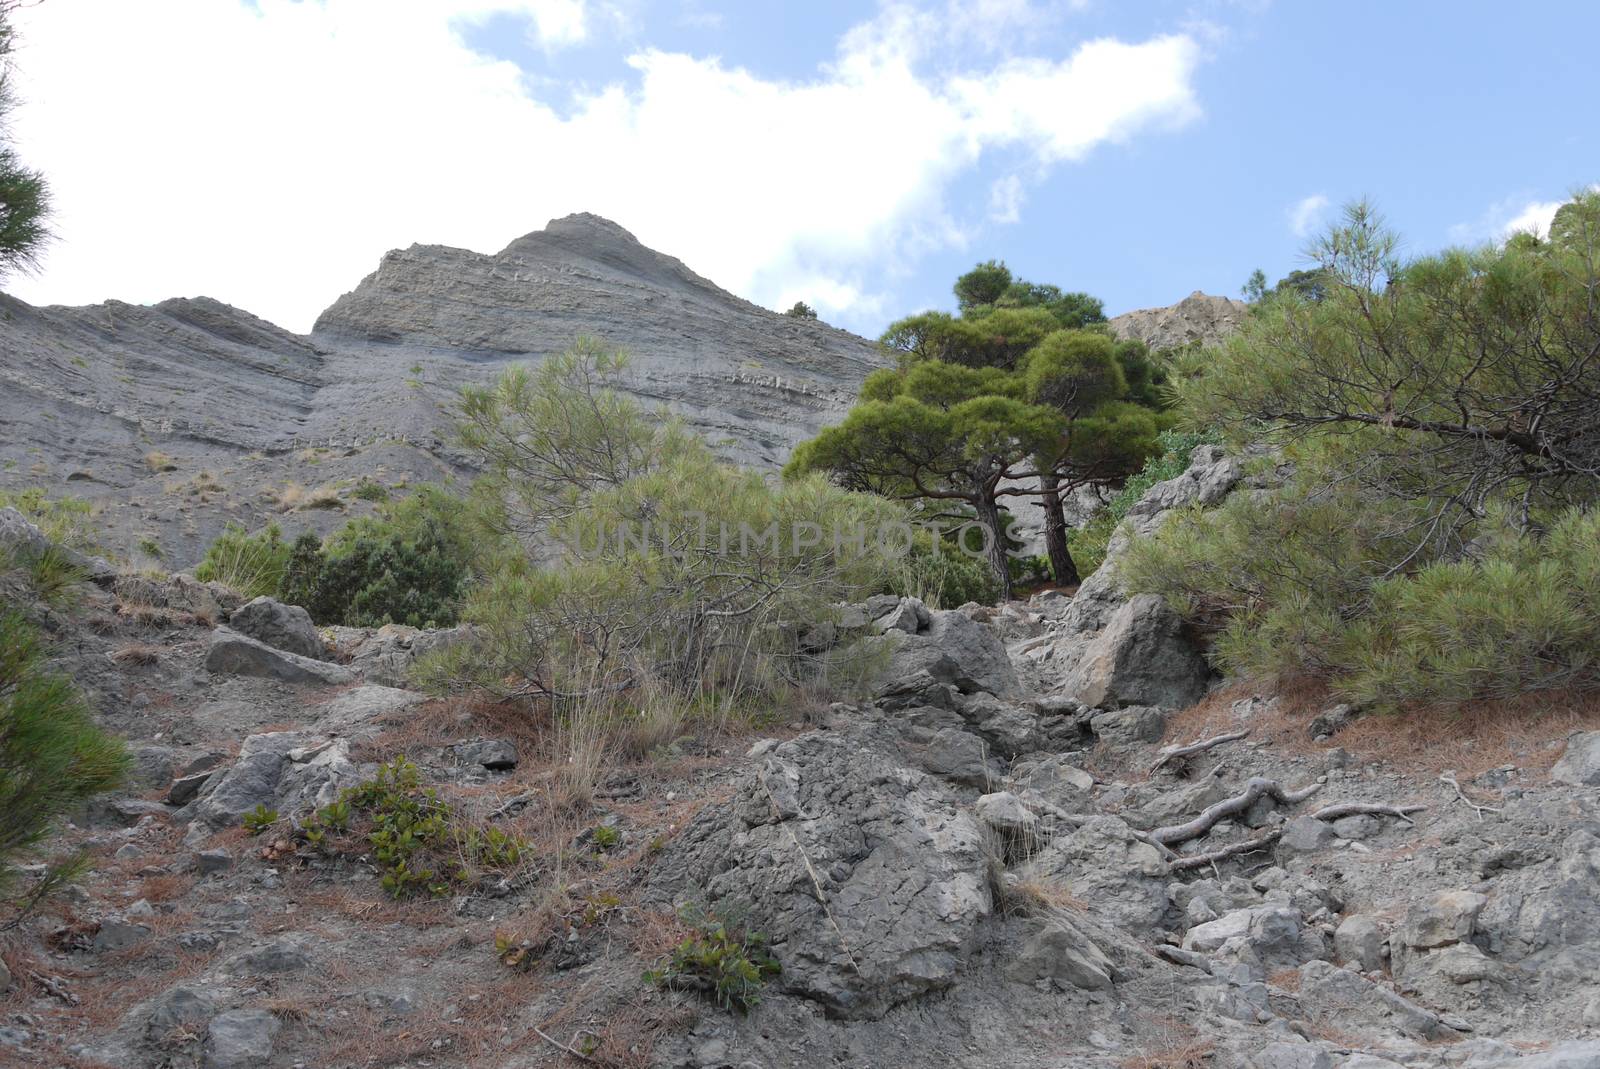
top-left (1310, 801), bottom-right (1427, 824)
top-left (1167, 830), bottom-right (1284, 870)
top-left (1150, 777), bottom-right (1322, 846)
top-left (1150, 729), bottom-right (1251, 773)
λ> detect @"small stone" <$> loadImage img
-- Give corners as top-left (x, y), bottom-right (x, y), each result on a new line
top-left (114, 843), bottom-right (144, 861)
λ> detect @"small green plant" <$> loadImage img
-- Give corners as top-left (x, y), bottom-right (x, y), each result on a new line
top-left (137, 536), bottom-right (163, 560)
top-left (351, 479), bottom-right (390, 503)
top-left (243, 805), bottom-right (279, 835)
top-left (1, 612), bottom-right (128, 909)
top-left (591, 824), bottom-right (620, 851)
top-left (0, 488), bottom-right (98, 552)
top-left (644, 908), bottom-right (780, 1013)
top-left (310, 757), bottom-right (528, 899)
top-left (194, 523), bottom-right (293, 598)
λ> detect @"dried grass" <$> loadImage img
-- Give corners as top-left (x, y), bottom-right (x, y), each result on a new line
top-left (111, 643), bottom-right (162, 666)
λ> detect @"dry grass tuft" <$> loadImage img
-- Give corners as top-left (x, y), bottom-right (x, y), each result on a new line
top-left (143, 450), bottom-right (177, 473)
top-left (1120, 1039), bottom-right (1216, 1069)
top-left (111, 643), bottom-right (162, 666)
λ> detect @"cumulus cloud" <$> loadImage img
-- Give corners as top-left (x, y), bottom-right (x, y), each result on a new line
top-left (1288, 193), bottom-right (1330, 238)
top-left (5, 0), bottom-right (1204, 332)
top-left (1449, 186), bottom-right (1598, 244)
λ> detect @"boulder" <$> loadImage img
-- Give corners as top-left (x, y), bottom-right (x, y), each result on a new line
top-left (1248, 1043), bottom-right (1332, 1069)
top-left (1089, 705), bottom-right (1167, 750)
top-left (455, 738), bottom-right (518, 770)
top-left (1062, 595), bottom-right (1208, 711)
top-left (1552, 732), bottom-right (1600, 787)
top-left (1402, 890), bottom-right (1487, 950)
top-left (1295, 959), bottom-right (1448, 1039)
top-left (1279, 816), bottom-right (1338, 854)
top-left (204, 628), bottom-right (354, 686)
top-left (190, 731), bottom-right (360, 827)
top-left (205, 1009), bottom-right (280, 1069)
top-left (228, 596), bottom-right (324, 659)
top-left (1008, 918), bottom-right (1118, 990)
top-left (649, 731), bottom-right (992, 1020)
top-left (874, 609), bottom-right (1020, 698)
top-left (1334, 915), bottom-right (1385, 973)
top-left (144, 985), bottom-right (216, 1042)
top-left (1021, 816), bottom-right (1169, 929)
top-left (348, 623), bottom-right (475, 689)
top-left (1182, 905), bottom-right (1306, 975)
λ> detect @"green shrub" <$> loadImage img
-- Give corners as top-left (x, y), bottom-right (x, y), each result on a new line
top-left (1068, 427), bottom-right (1219, 577)
top-left (1122, 470), bottom-right (1600, 711)
top-left (0, 611), bottom-right (128, 899)
top-left (0, 488), bottom-right (98, 553)
top-left (299, 487), bottom-right (484, 628)
top-left (883, 528), bottom-right (1001, 608)
top-left (644, 908), bottom-right (781, 1013)
top-left (194, 522), bottom-right (292, 598)
top-left (302, 757), bottom-right (527, 899)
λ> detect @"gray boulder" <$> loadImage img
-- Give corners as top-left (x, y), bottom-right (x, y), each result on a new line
top-left (873, 608), bottom-right (1020, 698)
top-left (1008, 917), bottom-right (1119, 990)
top-left (1090, 704), bottom-right (1168, 751)
top-left (1401, 890), bottom-right (1487, 950)
top-left (205, 1009), bottom-right (280, 1069)
top-left (228, 596), bottom-right (324, 659)
top-left (1296, 959), bottom-right (1449, 1039)
top-left (1021, 815), bottom-right (1169, 929)
top-left (204, 627), bottom-right (353, 686)
top-left (144, 985), bottom-right (216, 1043)
top-left (1552, 732), bottom-right (1600, 787)
top-left (649, 731), bottom-right (992, 1020)
top-left (1248, 1043), bottom-right (1332, 1069)
top-left (1062, 594), bottom-right (1208, 711)
top-left (1334, 915), bottom-right (1386, 973)
top-left (190, 731), bottom-right (361, 827)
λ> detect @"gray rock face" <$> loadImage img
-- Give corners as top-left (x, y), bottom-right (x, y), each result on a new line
top-left (1402, 890), bottom-right (1487, 950)
top-left (1109, 290), bottom-right (1248, 353)
top-left (0, 215), bottom-right (886, 566)
top-left (1008, 918), bottom-right (1119, 990)
top-left (228, 597), bottom-right (324, 660)
top-left (204, 628), bottom-right (354, 686)
top-left (871, 606), bottom-right (1021, 698)
top-left (205, 1009), bottom-right (280, 1069)
top-left (1552, 732), bottom-right (1600, 786)
top-left (190, 731), bottom-right (360, 827)
top-left (649, 731), bottom-right (992, 1020)
top-left (1063, 594), bottom-right (1209, 710)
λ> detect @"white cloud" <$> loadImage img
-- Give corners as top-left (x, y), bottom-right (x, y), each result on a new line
top-left (1449, 186), bottom-right (1598, 244)
top-left (1288, 193), bottom-right (1330, 238)
top-left (988, 174), bottom-right (1025, 224)
top-left (4, 0), bottom-right (1204, 333)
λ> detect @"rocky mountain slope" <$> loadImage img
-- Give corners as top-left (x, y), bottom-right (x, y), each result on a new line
top-left (0, 214), bottom-right (886, 565)
top-left (5, 450), bottom-right (1600, 1069)
top-left (1111, 290), bottom-right (1247, 352)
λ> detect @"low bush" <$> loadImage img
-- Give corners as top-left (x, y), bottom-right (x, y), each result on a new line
top-left (643, 908), bottom-right (781, 1013)
top-left (299, 757), bottom-right (528, 899)
top-left (193, 522), bottom-right (292, 599)
top-left (0, 611), bottom-right (128, 903)
top-left (0, 488), bottom-right (99, 553)
top-left (1122, 469), bottom-right (1600, 711)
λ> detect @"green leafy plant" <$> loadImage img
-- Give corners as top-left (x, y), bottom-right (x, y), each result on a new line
top-left (591, 824), bottom-right (620, 851)
top-left (644, 908), bottom-right (781, 1013)
top-left (1068, 427), bottom-right (1220, 577)
top-left (194, 523), bottom-right (293, 599)
top-left (0, 612), bottom-right (128, 908)
top-left (242, 804), bottom-right (279, 835)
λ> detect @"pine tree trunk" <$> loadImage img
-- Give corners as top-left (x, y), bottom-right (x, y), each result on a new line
top-left (1039, 471), bottom-right (1080, 587)
top-left (973, 492), bottom-right (1013, 602)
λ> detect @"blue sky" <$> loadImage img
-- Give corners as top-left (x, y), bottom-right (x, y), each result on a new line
top-left (6, 1), bottom-right (1596, 336)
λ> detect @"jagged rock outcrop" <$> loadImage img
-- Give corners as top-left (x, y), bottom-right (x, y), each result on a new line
top-left (0, 214), bottom-right (886, 565)
top-left (1109, 290), bottom-right (1248, 353)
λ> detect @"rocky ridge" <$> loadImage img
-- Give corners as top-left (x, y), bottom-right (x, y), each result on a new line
top-left (0, 214), bottom-right (886, 565)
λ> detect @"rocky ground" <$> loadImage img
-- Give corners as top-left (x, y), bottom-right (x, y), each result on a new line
top-left (6, 449), bottom-right (1600, 1069)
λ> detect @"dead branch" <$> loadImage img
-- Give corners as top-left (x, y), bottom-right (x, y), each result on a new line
top-left (1439, 771), bottom-right (1502, 819)
top-left (1150, 777), bottom-right (1322, 846)
top-left (1150, 729), bottom-right (1251, 773)
top-left (1310, 801), bottom-right (1427, 824)
top-left (531, 1023), bottom-right (593, 1062)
